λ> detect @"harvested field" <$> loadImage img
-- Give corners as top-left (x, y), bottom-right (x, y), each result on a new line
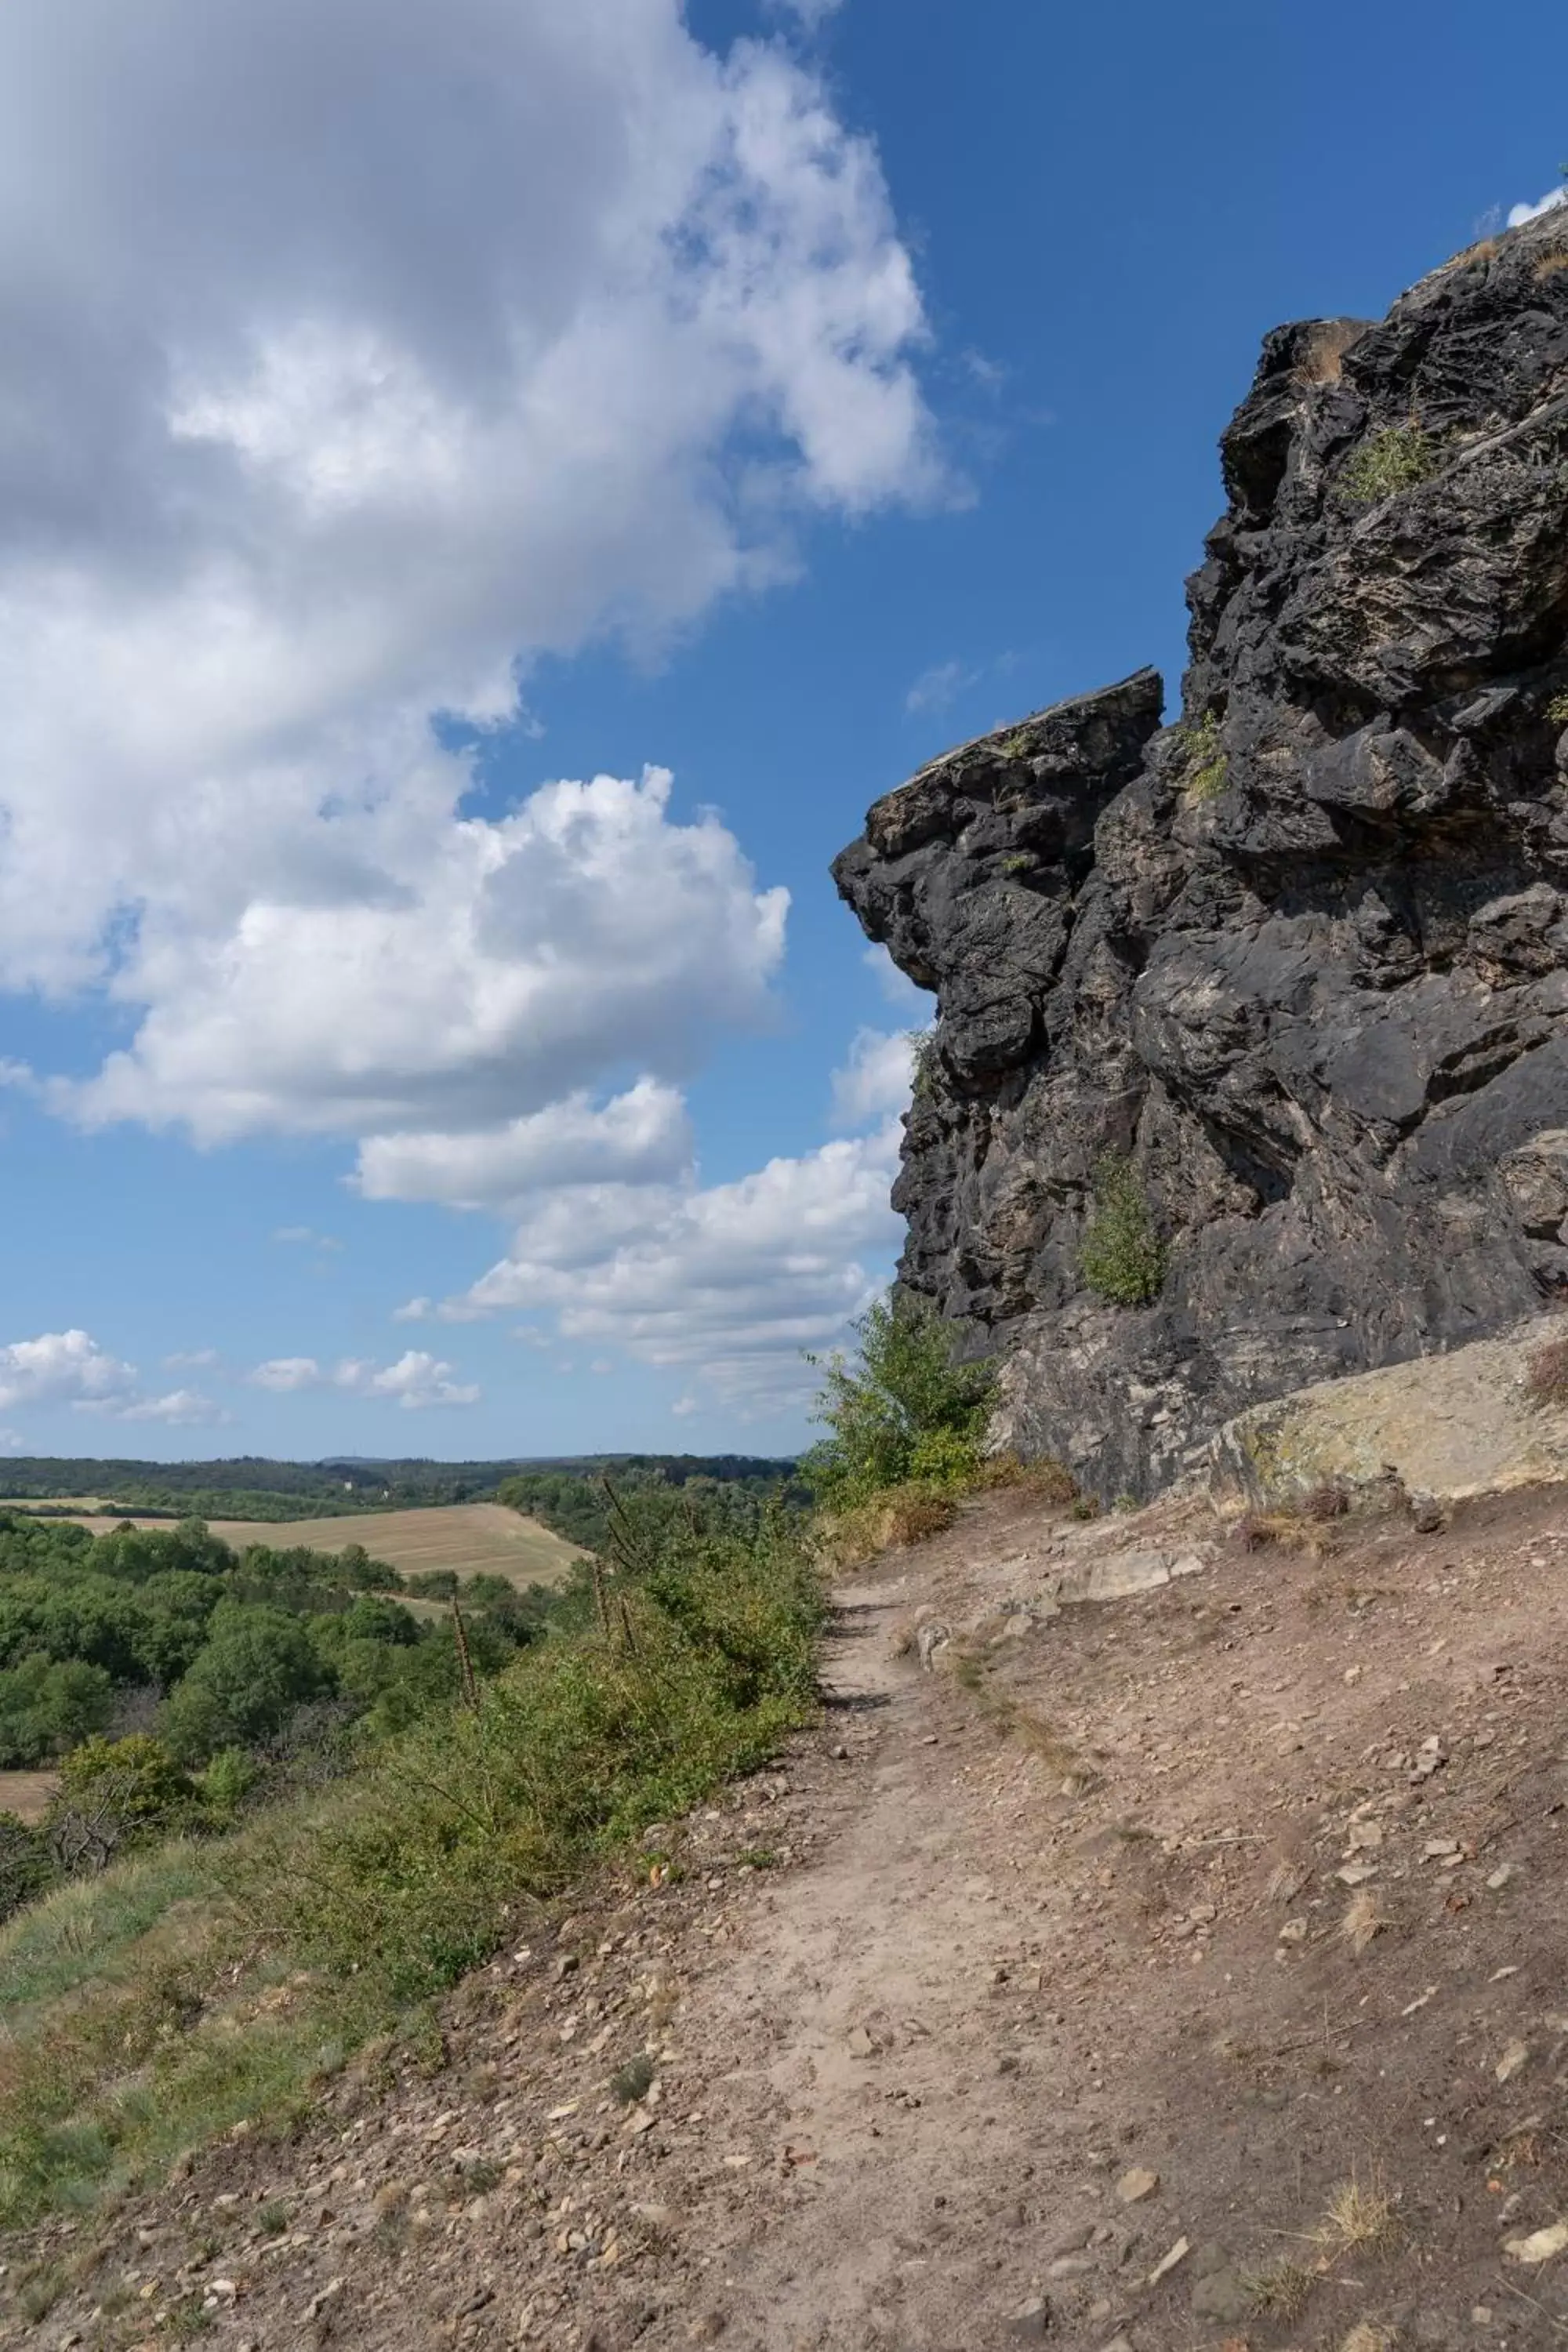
top-left (0, 1773), bottom-right (57, 1826)
top-left (31, 1502), bottom-right (584, 1587)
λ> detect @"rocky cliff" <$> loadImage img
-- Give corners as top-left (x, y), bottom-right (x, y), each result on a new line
top-left (833, 204), bottom-right (1568, 1498)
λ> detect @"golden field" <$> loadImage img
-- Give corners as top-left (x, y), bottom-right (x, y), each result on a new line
top-left (22, 1501), bottom-right (584, 1588)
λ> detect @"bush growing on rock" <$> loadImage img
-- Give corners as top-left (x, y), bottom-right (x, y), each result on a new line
top-left (1080, 1154), bottom-right (1168, 1308)
top-left (1338, 420), bottom-right (1437, 503)
top-left (1179, 709), bottom-right (1229, 801)
top-left (803, 1291), bottom-right (996, 1508)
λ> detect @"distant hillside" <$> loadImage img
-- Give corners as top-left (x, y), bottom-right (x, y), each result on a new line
top-left (0, 1453), bottom-right (797, 1526)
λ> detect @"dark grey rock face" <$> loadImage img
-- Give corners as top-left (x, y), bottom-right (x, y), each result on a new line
top-left (833, 209), bottom-right (1568, 1499)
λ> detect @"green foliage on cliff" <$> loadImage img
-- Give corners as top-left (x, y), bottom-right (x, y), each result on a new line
top-left (1080, 1153), bottom-right (1168, 1307)
top-left (1338, 421), bottom-right (1437, 503)
top-left (1180, 710), bottom-right (1229, 802)
top-left (803, 1291), bottom-right (995, 1508)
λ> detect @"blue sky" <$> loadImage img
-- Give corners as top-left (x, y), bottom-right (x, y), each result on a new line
top-left (0, 0), bottom-right (1563, 1462)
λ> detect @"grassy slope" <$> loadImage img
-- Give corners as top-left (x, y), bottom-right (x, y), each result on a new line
top-left (0, 1533), bottom-right (822, 2229)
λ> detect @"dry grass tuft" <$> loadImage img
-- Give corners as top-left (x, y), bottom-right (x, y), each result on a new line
top-left (1292, 318), bottom-right (1373, 387)
top-left (1339, 1889), bottom-right (1390, 1955)
top-left (1534, 249), bottom-right (1568, 282)
top-left (1237, 1510), bottom-right (1334, 1559)
top-left (1244, 2257), bottom-right (1316, 2322)
top-left (976, 1453), bottom-right (1078, 1505)
top-left (821, 1486), bottom-right (957, 1567)
top-left (1314, 2169), bottom-right (1399, 2256)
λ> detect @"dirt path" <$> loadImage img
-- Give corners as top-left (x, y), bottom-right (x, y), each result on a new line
top-left (662, 1577), bottom-right (1068, 2351)
top-left (16, 1481), bottom-right (1568, 2352)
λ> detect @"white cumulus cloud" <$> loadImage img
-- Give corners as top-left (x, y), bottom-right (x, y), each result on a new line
top-left (354, 1076), bottom-right (691, 1211)
top-left (250, 1357), bottom-right (325, 1394)
top-left (249, 1350), bottom-right (479, 1408)
top-left (0, 1330), bottom-right (136, 1413)
top-left (0, 1329), bottom-right (223, 1422)
top-left (114, 1388), bottom-right (229, 1427)
top-left (435, 1121), bottom-right (902, 1409)
top-left (830, 1027), bottom-right (914, 1130)
top-left (0, 0), bottom-right (935, 1178)
top-left (1508, 187), bottom-right (1568, 227)
top-left (336, 1352), bottom-right (481, 1410)
top-left (53, 767), bottom-right (789, 1145)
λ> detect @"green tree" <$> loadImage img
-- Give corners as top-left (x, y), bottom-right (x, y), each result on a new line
top-left (0, 1656), bottom-right (114, 1765)
top-left (803, 1290), bottom-right (995, 1508)
top-left (161, 1606), bottom-right (331, 1763)
top-left (339, 1594), bottom-right (419, 1646)
top-left (54, 1733), bottom-right (197, 1846)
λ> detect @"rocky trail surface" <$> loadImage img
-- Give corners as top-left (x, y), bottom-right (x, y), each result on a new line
top-left (13, 1478), bottom-right (1568, 2352)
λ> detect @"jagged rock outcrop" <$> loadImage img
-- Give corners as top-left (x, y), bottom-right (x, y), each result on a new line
top-left (833, 205), bottom-right (1568, 1498)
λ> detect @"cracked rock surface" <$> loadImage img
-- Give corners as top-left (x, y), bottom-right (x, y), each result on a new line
top-left (833, 207), bottom-right (1568, 1497)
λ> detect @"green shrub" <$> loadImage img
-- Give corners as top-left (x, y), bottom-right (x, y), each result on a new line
top-left (611, 2052), bottom-right (656, 2106)
top-left (906, 1426), bottom-right (985, 1489)
top-left (1547, 689), bottom-right (1568, 728)
top-left (404, 1570), bottom-right (459, 1601)
top-left (1338, 422), bottom-right (1437, 504)
top-left (1080, 1153), bottom-right (1168, 1307)
top-left (818, 1483), bottom-right (958, 1568)
top-left (803, 1291), bottom-right (995, 1508)
top-left (195, 1746), bottom-right (260, 1824)
top-left (1180, 710), bottom-right (1229, 802)
top-left (250, 1530), bottom-right (822, 1999)
top-left (53, 1734), bottom-right (197, 1853)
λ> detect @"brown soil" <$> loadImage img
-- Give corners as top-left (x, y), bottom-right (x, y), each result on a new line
top-left (12, 1479), bottom-right (1568, 2352)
